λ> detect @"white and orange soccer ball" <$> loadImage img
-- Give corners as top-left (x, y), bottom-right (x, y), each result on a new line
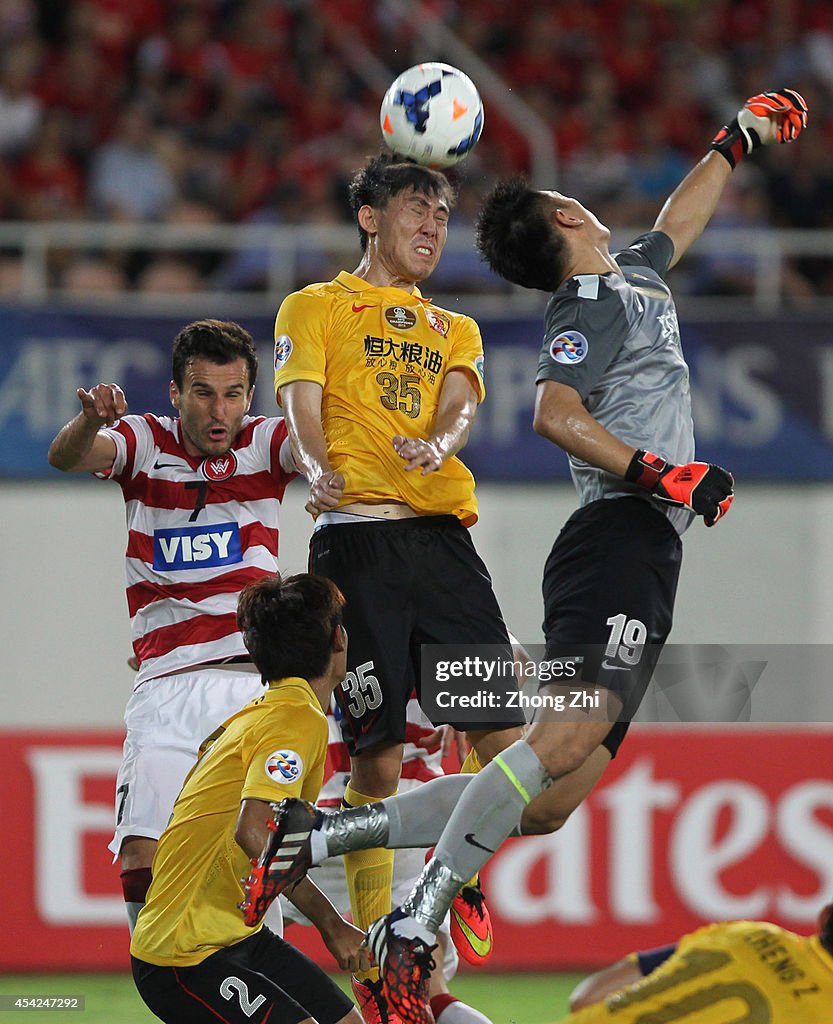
top-left (380, 62), bottom-right (484, 169)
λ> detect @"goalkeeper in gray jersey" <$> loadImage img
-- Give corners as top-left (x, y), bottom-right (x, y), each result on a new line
top-left (237, 89), bottom-right (808, 1024)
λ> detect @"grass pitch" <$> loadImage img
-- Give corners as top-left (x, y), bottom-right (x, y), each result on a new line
top-left (0, 971), bottom-right (582, 1023)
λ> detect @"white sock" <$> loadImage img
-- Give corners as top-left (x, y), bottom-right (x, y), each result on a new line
top-left (263, 897), bottom-right (284, 936)
top-left (126, 902), bottom-right (143, 933)
top-left (390, 909), bottom-right (436, 945)
top-left (434, 998), bottom-right (493, 1024)
top-left (310, 824), bottom-right (328, 865)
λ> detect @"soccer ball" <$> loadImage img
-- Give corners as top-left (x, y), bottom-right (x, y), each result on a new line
top-left (380, 62), bottom-right (484, 169)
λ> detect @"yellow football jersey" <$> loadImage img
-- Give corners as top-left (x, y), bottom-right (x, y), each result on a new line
top-left (274, 271), bottom-right (485, 525)
top-left (130, 679), bottom-right (328, 967)
top-left (562, 921), bottom-right (833, 1023)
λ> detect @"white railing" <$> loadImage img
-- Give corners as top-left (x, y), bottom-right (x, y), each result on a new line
top-left (1, 221), bottom-right (832, 316)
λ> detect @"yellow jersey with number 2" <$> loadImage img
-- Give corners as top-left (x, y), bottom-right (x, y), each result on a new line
top-left (274, 272), bottom-right (486, 526)
top-left (130, 679), bottom-right (328, 967)
top-left (561, 920), bottom-right (833, 1024)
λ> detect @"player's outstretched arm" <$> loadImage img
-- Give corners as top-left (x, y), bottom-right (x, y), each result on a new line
top-left (47, 383), bottom-right (123, 473)
top-left (281, 380), bottom-right (345, 515)
top-left (655, 88), bottom-right (808, 269)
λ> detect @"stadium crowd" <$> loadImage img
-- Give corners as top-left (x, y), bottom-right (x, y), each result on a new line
top-left (2, 0), bottom-right (833, 295)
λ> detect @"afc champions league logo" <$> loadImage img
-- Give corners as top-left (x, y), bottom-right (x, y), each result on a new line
top-left (200, 450), bottom-right (238, 482)
top-left (265, 749), bottom-right (304, 784)
top-left (274, 334), bottom-right (293, 369)
top-left (550, 330), bottom-right (589, 365)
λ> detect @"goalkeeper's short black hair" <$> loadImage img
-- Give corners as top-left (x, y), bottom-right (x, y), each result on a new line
top-left (349, 152), bottom-right (457, 252)
top-left (476, 176), bottom-right (567, 293)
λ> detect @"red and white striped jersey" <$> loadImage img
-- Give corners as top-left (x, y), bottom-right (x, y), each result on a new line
top-left (319, 696), bottom-right (444, 806)
top-left (98, 413), bottom-right (295, 685)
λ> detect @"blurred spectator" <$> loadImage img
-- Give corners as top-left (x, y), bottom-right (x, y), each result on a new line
top-left (689, 168), bottom-right (814, 301)
top-left (164, 196), bottom-right (222, 227)
top-left (0, 255), bottom-right (23, 294)
top-left (162, 196), bottom-right (225, 278)
top-left (805, 12), bottom-right (833, 94)
top-left (76, 0), bottom-right (165, 78)
top-left (624, 119), bottom-right (690, 227)
top-left (211, 205), bottom-right (281, 293)
top-left (560, 117), bottom-right (632, 228)
top-left (136, 5), bottom-right (224, 113)
top-left (0, 157), bottom-right (17, 217)
top-left (135, 256), bottom-right (204, 293)
top-left (678, 7), bottom-right (738, 123)
top-left (602, 6), bottom-right (664, 112)
top-left (35, 36), bottom-right (116, 153)
top-left (63, 256), bottom-right (128, 293)
top-left (215, 0), bottom-right (292, 105)
top-left (0, 37), bottom-right (42, 156)
top-left (14, 110), bottom-right (84, 220)
top-left (226, 112), bottom-right (295, 219)
top-left (650, 63), bottom-right (710, 160)
top-left (88, 103), bottom-right (177, 220)
top-left (765, 122), bottom-right (833, 289)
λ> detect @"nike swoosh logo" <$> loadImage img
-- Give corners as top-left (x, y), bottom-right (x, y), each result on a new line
top-left (450, 909), bottom-right (492, 958)
top-left (351, 303), bottom-right (373, 312)
top-left (602, 661), bottom-right (629, 671)
top-left (153, 460), bottom-right (180, 470)
top-left (464, 832), bottom-right (495, 854)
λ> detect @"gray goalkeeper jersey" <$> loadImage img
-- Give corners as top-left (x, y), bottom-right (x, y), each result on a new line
top-left (536, 230), bottom-right (694, 535)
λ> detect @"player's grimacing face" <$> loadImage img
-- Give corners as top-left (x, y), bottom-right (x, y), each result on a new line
top-left (370, 188), bottom-right (450, 283)
top-left (170, 357), bottom-right (252, 457)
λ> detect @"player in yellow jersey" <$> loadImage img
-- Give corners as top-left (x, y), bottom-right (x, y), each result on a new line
top-left (273, 154), bottom-right (525, 1020)
top-left (130, 573), bottom-right (370, 1024)
top-left (559, 904), bottom-right (833, 1023)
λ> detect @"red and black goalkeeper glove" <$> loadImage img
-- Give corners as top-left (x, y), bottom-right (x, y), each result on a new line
top-left (711, 88), bottom-right (808, 169)
top-left (626, 450), bottom-right (735, 527)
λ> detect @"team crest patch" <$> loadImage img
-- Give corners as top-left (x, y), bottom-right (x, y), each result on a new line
top-left (550, 330), bottom-right (588, 365)
top-left (385, 306), bottom-right (417, 330)
top-left (426, 309), bottom-right (450, 337)
top-left (201, 450), bottom-right (238, 481)
top-left (274, 334), bottom-right (293, 369)
top-left (265, 749), bottom-right (304, 784)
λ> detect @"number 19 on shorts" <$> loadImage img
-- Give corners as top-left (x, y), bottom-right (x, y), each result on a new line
top-left (605, 613), bottom-right (647, 667)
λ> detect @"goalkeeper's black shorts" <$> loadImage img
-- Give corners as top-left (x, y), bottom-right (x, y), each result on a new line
top-left (541, 495), bottom-right (682, 757)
